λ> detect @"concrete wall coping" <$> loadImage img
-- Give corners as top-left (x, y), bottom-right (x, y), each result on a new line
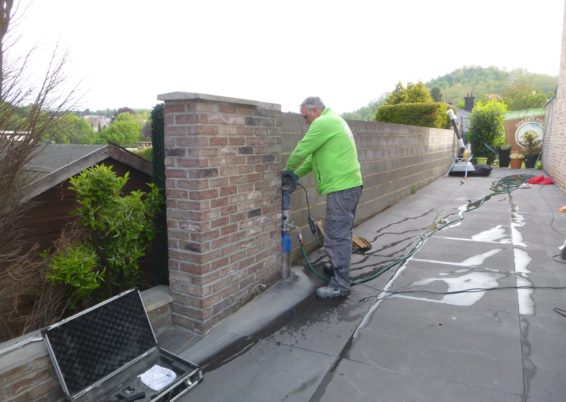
top-left (0, 286), bottom-right (173, 375)
top-left (157, 92), bottom-right (281, 111)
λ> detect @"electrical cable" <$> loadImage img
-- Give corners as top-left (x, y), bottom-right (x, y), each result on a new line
top-left (297, 174), bottom-right (546, 286)
top-left (296, 183), bottom-right (323, 245)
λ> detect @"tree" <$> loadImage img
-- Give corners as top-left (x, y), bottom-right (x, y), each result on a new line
top-left (0, 0), bottom-right (74, 263)
top-left (502, 81), bottom-right (548, 111)
top-left (376, 82), bottom-right (447, 128)
top-left (425, 66), bottom-right (556, 106)
top-left (100, 112), bottom-right (140, 146)
top-left (0, 0), bottom-right (77, 339)
top-left (384, 81), bottom-right (433, 105)
top-left (384, 82), bottom-right (409, 105)
top-left (468, 99), bottom-right (507, 160)
top-left (406, 82), bottom-right (433, 103)
top-left (430, 87), bottom-right (442, 101)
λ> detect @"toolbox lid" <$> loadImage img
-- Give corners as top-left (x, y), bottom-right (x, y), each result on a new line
top-left (43, 289), bottom-right (158, 399)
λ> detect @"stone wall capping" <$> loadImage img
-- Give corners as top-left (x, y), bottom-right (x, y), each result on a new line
top-left (158, 92), bottom-right (281, 111)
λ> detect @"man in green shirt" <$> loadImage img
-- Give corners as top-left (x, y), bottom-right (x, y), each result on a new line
top-left (285, 97), bottom-right (363, 299)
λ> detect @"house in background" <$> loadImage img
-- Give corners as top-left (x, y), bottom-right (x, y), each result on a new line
top-left (83, 115), bottom-right (112, 132)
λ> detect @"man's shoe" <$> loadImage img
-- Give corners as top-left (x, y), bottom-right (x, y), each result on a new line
top-left (316, 286), bottom-right (350, 299)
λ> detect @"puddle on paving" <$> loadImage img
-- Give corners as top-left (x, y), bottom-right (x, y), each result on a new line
top-left (514, 248), bottom-right (534, 315)
top-left (471, 225), bottom-right (512, 243)
top-left (395, 269), bottom-right (506, 306)
top-left (511, 207), bottom-right (527, 247)
top-left (412, 248), bottom-right (502, 267)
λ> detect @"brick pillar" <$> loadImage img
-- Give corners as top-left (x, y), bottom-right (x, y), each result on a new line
top-left (157, 92), bottom-right (282, 334)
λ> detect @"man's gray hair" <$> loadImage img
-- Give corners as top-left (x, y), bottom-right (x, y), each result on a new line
top-left (300, 97), bottom-right (325, 110)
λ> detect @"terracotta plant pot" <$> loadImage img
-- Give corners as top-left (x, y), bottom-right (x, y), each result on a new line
top-left (510, 158), bottom-right (523, 169)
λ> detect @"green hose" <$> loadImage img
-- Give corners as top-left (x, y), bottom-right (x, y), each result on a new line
top-left (300, 174), bottom-right (534, 286)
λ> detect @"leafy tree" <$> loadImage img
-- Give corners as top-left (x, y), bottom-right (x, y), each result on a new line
top-left (100, 112), bottom-right (140, 146)
top-left (430, 87), bottom-right (442, 101)
top-left (0, 0), bottom-right (78, 339)
top-left (384, 82), bottom-right (409, 105)
top-left (0, 0), bottom-right (74, 272)
top-left (426, 66), bottom-right (556, 106)
top-left (502, 81), bottom-right (548, 110)
top-left (342, 96), bottom-right (386, 121)
top-left (150, 103), bottom-right (168, 285)
top-left (406, 82), bottom-right (433, 103)
top-left (376, 82), bottom-right (445, 128)
top-left (375, 102), bottom-right (449, 128)
top-left (384, 81), bottom-right (433, 105)
top-left (468, 99), bottom-right (507, 160)
top-left (41, 113), bottom-right (95, 144)
top-left (48, 164), bottom-right (162, 301)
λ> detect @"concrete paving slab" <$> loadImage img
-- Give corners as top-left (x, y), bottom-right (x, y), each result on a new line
top-left (316, 359), bottom-right (523, 402)
top-left (263, 292), bottom-right (374, 356)
top-left (181, 340), bottom-right (335, 402)
top-left (349, 298), bottom-right (524, 395)
top-left (520, 314), bottom-right (566, 401)
top-left (171, 171), bottom-right (566, 402)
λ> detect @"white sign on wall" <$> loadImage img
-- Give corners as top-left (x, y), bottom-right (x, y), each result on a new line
top-left (515, 117), bottom-right (544, 150)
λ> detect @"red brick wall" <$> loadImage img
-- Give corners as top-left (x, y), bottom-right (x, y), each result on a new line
top-left (159, 93), bottom-right (281, 334)
top-left (543, 4), bottom-right (566, 192)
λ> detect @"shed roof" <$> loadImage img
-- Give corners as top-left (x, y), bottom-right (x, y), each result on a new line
top-left (23, 143), bottom-right (152, 203)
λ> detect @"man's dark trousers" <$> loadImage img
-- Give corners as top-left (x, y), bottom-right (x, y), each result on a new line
top-left (325, 186), bottom-right (362, 291)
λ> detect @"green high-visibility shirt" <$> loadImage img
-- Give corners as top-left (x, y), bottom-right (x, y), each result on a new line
top-left (285, 108), bottom-right (362, 195)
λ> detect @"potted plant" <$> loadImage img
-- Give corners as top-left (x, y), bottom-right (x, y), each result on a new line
top-left (510, 151), bottom-right (524, 169)
top-left (522, 131), bottom-right (541, 169)
top-left (497, 144), bottom-right (511, 168)
top-left (475, 156), bottom-right (488, 165)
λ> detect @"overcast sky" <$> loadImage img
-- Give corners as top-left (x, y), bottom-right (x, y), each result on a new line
top-left (10, 0), bottom-right (565, 114)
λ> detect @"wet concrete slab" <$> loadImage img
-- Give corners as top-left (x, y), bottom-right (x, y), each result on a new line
top-left (174, 171), bottom-right (566, 401)
top-left (317, 359), bottom-right (523, 402)
top-left (519, 314), bottom-right (566, 401)
top-left (186, 339), bottom-right (335, 402)
top-left (349, 298), bottom-right (524, 395)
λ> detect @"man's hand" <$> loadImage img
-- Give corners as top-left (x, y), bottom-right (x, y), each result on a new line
top-left (282, 170), bottom-right (299, 192)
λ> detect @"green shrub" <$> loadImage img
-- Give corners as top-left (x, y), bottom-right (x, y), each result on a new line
top-left (40, 164), bottom-right (163, 305)
top-left (468, 100), bottom-right (507, 158)
top-left (68, 164), bottom-right (161, 298)
top-left (44, 243), bottom-right (102, 308)
top-left (374, 102), bottom-right (449, 128)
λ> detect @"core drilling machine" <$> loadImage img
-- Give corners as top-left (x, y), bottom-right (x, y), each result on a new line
top-left (281, 171), bottom-right (298, 279)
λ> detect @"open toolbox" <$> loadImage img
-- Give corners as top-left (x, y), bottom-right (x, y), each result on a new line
top-left (42, 289), bottom-right (203, 401)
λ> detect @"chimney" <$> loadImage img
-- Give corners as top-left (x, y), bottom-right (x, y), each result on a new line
top-left (464, 94), bottom-right (475, 112)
